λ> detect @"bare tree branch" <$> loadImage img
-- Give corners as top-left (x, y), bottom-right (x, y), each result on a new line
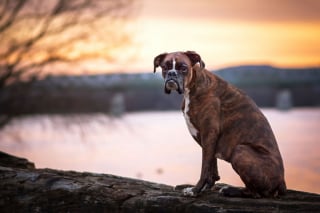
top-left (0, 0), bottom-right (9, 20)
top-left (0, 0), bottom-right (28, 32)
top-left (0, 0), bottom-right (138, 88)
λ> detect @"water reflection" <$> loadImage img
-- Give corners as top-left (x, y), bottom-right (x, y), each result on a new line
top-left (0, 109), bottom-right (319, 194)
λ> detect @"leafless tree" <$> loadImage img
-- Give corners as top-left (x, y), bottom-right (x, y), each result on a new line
top-left (0, 0), bottom-right (137, 88)
top-left (0, 0), bottom-right (138, 127)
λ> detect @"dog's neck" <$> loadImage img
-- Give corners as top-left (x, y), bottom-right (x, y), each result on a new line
top-left (184, 64), bottom-right (211, 96)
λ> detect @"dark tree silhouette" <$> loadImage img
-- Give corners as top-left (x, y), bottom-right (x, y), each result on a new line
top-left (0, 0), bottom-right (137, 88)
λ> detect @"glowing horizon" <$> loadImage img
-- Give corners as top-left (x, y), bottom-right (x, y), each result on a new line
top-left (76, 0), bottom-right (320, 74)
top-left (4, 0), bottom-right (320, 75)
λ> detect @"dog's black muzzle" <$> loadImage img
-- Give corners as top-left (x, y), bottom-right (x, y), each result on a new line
top-left (164, 71), bottom-right (184, 94)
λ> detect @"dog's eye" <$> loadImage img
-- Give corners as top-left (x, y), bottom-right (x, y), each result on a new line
top-left (181, 65), bottom-right (188, 73)
top-left (161, 65), bottom-right (168, 70)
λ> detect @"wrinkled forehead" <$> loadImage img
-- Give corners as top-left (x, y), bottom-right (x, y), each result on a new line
top-left (162, 52), bottom-right (191, 65)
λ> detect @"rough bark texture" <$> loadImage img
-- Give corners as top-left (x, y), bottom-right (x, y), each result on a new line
top-left (0, 151), bottom-right (35, 169)
top-left (0, 151), bottom-right (319, 212)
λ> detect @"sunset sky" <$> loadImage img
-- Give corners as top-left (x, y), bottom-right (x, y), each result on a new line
top-left (5, 0), bottom-right (319, 74)
top-left (110, 0), bottom-right (320, 72)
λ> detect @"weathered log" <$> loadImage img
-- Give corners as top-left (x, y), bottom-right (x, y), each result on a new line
top-left (0, 151), bottom-right (35, 169)
top-left (0, 151), bottom-right (319, 212)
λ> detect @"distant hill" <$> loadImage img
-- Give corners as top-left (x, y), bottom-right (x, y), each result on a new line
top-left (215, 65), bottom-right (320, 87)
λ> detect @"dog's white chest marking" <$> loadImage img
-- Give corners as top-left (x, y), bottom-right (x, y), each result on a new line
top-left (183, 88), bottom-right (199, 137)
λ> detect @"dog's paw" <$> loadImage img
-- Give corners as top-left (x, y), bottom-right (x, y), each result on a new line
top-left (218, 186), bottom-right (231, 196)
top-left (182, 187), bottom-right (196, 197)
top-left (174, 184), bottom-right (194, 191)
top-left (219, 185), bottom-right (251, 197)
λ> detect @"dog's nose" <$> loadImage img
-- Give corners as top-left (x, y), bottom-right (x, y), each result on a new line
top-left (168, 70), bottom-right (177, 77)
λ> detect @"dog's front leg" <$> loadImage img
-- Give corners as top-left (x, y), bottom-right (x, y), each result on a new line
top-left (212, 157), bottom-right (220, 182)
top-left (183, 133), bottom-right (219, 196)
top-left (196, 146), bottom-right (218, 191)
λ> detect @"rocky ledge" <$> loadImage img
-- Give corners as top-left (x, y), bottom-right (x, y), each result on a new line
top-left (0, 151), bottom-right (319, 212)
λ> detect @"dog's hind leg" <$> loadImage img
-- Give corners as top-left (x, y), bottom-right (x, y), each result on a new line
top-left (225, 145), bottom-right (285, 198)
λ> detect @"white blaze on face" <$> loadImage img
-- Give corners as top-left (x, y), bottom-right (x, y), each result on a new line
top-left (183, 88), bottom-right (199, 137)
top-left (169, 59), bottom-right (177, 75)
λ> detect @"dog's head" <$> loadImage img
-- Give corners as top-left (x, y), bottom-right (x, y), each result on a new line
top-left (153, 51), bottom-right (205, 94)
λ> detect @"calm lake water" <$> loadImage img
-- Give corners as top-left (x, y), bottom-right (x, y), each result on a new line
top-left (0, 109), bottom-right (319, 194)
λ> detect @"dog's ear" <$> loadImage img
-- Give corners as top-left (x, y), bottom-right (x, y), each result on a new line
top-left (153, 53), bottom-right (167, 73)
top-left (184, 51), bottom-right (205, 69)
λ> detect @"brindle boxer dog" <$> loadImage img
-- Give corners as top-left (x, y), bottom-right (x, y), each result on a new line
top-left (153, 51), bottom-right (286, 198)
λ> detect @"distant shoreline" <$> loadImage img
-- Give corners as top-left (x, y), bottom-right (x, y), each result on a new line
top-left (1, 65), bottom-right (319, 116)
